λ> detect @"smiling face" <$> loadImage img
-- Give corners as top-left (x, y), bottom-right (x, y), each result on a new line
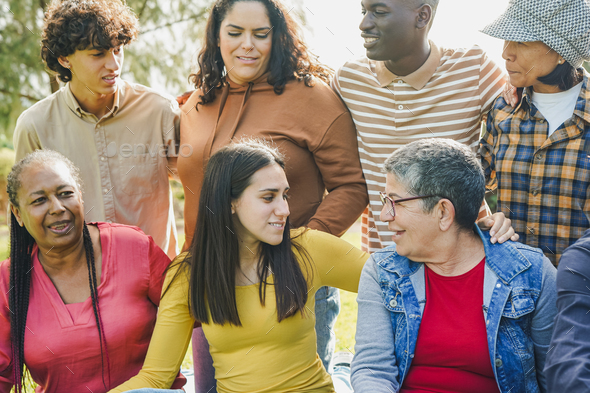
top-left (59, 45), bottom-right (124, 101)
top-left (502, 40), bottom-right (563, 93)
top-left (12, 162), bottom-right (84, 254)
top-left (381, 173), bottom-right (440, 260)
top-left (359, 0), bottom-right (421, 62)
top-left (218, 1), bottom-right (273, 85)
top-left (232, 163), bottom-right (290, 250)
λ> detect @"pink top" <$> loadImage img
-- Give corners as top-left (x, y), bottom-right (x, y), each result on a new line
top-left (0, 222), bottom-right (185, 392)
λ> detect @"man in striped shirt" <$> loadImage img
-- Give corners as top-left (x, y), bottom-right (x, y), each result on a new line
top-left (333, 0), bottom-right (506, 252)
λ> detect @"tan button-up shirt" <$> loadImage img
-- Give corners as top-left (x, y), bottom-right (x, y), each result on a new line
top-left (13, 80), bottom-right (180, 257)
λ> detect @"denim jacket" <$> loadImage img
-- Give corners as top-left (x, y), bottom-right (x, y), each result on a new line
top-left (351, 226), bottom-right (557, 393)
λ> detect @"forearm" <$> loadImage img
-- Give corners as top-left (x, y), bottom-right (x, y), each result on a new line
top-left (532, 258), bottom-right (557, 392)
top-left (307, 182), bottom-right (368, 236)
top-left (351, 261), bottom-right (399, 392)
top-left (108, 266), bottom-right (193, 392)
top-left (545, 247), bottom-right (590, 391)
top-left (309, 112), bottom-right (368, 236)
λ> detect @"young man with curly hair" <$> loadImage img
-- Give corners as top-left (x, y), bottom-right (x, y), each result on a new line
top-left (13, 0), bottom-right (181, 258)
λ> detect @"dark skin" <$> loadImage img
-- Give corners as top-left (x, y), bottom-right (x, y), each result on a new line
top-left (11, 163), bottom-right (102, 304)
top-left (360, 0), bottom-right (433, 76)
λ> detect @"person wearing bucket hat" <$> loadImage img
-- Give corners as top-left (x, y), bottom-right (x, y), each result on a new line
top-left (480, 0), bottom-right (590, 265)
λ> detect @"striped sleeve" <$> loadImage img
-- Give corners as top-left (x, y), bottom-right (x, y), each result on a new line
top-left (479, 50), bottom-right (506, 115)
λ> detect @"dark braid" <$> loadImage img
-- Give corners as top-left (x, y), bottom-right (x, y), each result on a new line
top-left (83, 222), bottom-right (111, 389)
top-left (8, 213), bottom-right (35, 393)
top-left (7, 150), bottom-right (111, 391)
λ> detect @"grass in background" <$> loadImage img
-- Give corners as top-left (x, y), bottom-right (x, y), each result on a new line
top-left (335, 229), bottom-right (361, 354)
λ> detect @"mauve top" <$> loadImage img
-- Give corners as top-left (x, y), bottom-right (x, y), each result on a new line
top-left (0, 222), bottom-right (185, 392)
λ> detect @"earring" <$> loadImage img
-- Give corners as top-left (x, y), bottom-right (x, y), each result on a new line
top-left (558, 59), bottom-right (563, 64)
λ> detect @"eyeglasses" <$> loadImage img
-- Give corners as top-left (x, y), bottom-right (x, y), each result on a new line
top-left (379, 191), bottom-right (436, 219)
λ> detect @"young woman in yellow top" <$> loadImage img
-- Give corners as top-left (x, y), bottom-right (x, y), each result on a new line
top-left (110, 139), bottom-right (369, 393)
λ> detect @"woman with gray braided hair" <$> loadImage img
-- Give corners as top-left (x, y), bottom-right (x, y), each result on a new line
top-left (0, 150), bottom-right (186, 392)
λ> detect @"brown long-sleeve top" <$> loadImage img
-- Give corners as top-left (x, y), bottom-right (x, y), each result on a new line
top-left (178, 75), bottom-right (368, 249)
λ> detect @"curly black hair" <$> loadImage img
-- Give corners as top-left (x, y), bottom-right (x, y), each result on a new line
top-left (189, 0), bottom-right (333, 109)
top-left (41, 0), bottom-right (139, 83)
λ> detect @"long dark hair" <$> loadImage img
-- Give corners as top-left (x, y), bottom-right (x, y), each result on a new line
top-left (6, 150), bottom-right (110, 392)
top-left (189, 0), bottom-right (332, 108)
top-left (187, 139), bottom-right (312, 326)
top-left (537, 62), bottom-right (582, 91)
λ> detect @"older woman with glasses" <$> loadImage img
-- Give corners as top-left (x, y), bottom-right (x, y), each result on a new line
top-left (352, 138), bottom-right (557, 393)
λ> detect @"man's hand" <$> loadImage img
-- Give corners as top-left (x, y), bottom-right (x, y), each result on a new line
top-left (477, 212), bottom-right (519, 244)
top-left (502, 82), bottom-right (521, 107)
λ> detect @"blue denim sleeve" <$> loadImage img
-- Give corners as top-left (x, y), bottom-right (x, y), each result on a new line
top-left (351, 259), bottom-right (399, 392)
top-left (545, 242), bottom-right (590, 391)
top-left (531, 257), bottom-right (557, 393)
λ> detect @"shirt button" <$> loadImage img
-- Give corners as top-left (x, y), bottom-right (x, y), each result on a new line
top-left (529, 228), bottom-right (535, 234)
top-left (410, 354), bottom-right (414, 358)
top-left (398, 105), bottom-right (404, 110)
top-left (532, 190), bottom-right (539, 196)
top-left (397, 80), bottom-right (403, 84)
top-left (496, 283), bottom-right (501, 288)
top-left (486, 319), bottom-right (490, 325)
top-left (103, 188), bottom-right (108, 194)
top-left (106, 220), bottom-right (112, 223)
top-left (536, 154), bottom-right (543, 160)
top-left (495, 358), bottom-right (503, 367)
top-left (101, 157), bottom-right (106, 161)
top-left (389, 299), bottom-right (398, 307)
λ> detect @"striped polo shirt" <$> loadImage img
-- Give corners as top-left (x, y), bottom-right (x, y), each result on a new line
top-left (333, 41), bottom-right (506, 252)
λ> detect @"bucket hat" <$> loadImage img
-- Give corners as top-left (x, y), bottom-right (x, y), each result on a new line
top-left (481, 0), bottom-right (590, 68)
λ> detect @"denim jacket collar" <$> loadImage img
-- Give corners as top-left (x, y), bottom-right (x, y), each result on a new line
top-left (375, 224), bottom-right (532, 284)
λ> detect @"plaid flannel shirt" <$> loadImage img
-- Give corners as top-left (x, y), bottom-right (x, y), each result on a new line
top-left (481, 71), bottom-right (590, 265)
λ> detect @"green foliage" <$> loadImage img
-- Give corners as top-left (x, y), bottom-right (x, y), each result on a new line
top-left (0, 147), bottom-right (15, 223)
top-left (0, 147), bottom-right (15, 178)
top-left (0, 0), bottom-right (211, 137)
top-left (0, 0), bottom-right (49, 136)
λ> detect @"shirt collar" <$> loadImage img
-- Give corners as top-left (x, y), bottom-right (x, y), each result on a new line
top-left (574, 71), bottom-right (590, 124)
top-left (373, 40), bottom-right (442, 90)
top-left (519, 69), bottom-right (590, 125)
top-left (63, 82), bottom-right (121, 119)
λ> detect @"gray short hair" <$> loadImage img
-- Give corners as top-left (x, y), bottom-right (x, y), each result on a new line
top-left (383, 138), bottom-right (485, 231)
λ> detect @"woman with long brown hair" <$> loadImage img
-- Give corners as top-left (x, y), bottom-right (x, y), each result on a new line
top-left (178, 0), bottom-right (368, 390)
top-left (111, 139), bottom-right (368, 393)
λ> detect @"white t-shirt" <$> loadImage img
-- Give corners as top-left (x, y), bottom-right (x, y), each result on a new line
top-left (531, 82), bottom-right (583, 136)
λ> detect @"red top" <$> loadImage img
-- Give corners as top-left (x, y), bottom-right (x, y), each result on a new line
top-left (0, 222), bottom-right (185, 392)
top-left (401, 259), bottom-right (499, 393)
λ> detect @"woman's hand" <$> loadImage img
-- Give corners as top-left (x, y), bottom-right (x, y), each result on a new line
top-left (176, 90), bottom-right (194, 107)
top-left (477, 212), bottom-right (519, 244)
top-left (502, 82), bottom-right (521, 107)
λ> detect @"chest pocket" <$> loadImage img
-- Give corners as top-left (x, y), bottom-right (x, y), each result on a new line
top-left (118, 153), bottom-right (159, 195)
top-left (499, 289), bottom-right (537, 356)
top-left (502, 289), bottom-right (535, 319)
